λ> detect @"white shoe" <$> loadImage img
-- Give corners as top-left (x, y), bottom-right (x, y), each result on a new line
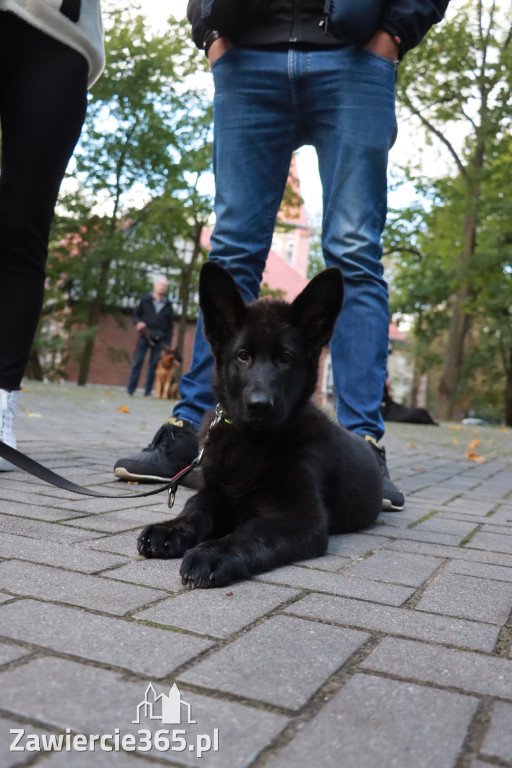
top-left (0, 389), bottom-right (19, 471)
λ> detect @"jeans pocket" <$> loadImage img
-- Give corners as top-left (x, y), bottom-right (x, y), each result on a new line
top-left (360, 48), bottom-right (397, 71)
top-left (211, 45), bottom-right (237, 70)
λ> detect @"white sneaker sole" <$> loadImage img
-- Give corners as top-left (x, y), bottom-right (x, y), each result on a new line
top-left (114, 467), bottom-right (171, 483)
top-left (382, 498), bottom-right (404, 512)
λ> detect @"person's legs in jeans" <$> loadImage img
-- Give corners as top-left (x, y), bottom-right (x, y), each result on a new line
top-left (127, 336), bottom-right (149, 394)
top-left (174, 47), bottom-right (297, 427)
top-left (307, 47), bottom-right (397, 441)
top-left (145, 339), bottom-right (166, 396)
top-left (303, 47), bottom-right (402, 507)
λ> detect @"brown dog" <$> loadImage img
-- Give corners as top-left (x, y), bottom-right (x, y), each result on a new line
top-left (154, 347), bottom-right (182, 399)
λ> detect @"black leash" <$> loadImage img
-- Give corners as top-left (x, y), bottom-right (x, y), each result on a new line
top-left (0, 441), bottom-right (200, 509)
top-left (0, 406), bottom-right (229, 510)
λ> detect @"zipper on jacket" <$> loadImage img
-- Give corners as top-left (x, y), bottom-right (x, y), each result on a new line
top-left (289, 0), bottom-right (299, 43)
top-left (320, 0), bottom-right (331, 34)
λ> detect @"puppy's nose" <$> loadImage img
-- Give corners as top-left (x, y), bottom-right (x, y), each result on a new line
top-left (246, 392), bottom-right (274, 413)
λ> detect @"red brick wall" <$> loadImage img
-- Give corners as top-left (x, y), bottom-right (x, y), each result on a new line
top-left (65, 314), bottom-right (197, 391)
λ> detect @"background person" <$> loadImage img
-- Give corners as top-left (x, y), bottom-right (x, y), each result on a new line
top-left (127, 277), bottom-right (174, 397)
top-left (114, 0), bottom-right (449, 510)
top-left (0, 0), bottom-right (104, 471)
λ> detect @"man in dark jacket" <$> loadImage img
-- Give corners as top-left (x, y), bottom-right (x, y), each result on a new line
top-left (127, 277), bottom-right (174, 396)
top-left (115, 0), bottom-right (449, 509)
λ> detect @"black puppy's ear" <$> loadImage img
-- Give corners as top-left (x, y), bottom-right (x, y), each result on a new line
top-left (199, 261), bottom-right (247, 349)
top-left (289, 268), bottom-right (343, 348)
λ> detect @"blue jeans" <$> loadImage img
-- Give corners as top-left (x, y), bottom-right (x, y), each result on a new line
top-left (175, 46), bottom-right (397, 441)
top-left (127, 335), bottom-right (165, 396)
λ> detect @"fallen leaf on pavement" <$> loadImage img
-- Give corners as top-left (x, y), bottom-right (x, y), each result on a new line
top-left (466, 450), bottom-right (485, 463)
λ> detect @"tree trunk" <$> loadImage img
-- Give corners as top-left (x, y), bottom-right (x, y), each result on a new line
top-left (408, 353), bottom-right (423, 407)
top-left (434, 208), bottom-right (477, 420)
top-left (434, 288), bottom-right (471, 420)
top-left (505, 350), bottom-right (512, 427)
top-left (24, 348), bottom-right (44, 381)
top-left (77, 257), bottom-right (112, 386)
top-left (176, 227), bottom-right (204, 357)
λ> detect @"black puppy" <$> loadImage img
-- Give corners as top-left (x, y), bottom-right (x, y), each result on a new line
top-left (137, 262), bottom-right (382, 588)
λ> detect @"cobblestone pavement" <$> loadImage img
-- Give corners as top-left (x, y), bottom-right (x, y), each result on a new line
top-left (1, 381), bottom-right (511, 768)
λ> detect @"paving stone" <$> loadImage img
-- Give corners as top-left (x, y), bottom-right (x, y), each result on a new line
top-left (0, 641), bottom-right (31, 667)
top-left (0, 498), bottom-right (84, 521)
top-left (439, 477), bottom-right (482, 490)
top-left (0, 532), bottom-right (128, 573)
top-left (255, 564), bottom-right (414, 605)
top-left (265, 673), bottom-right (478, 768)
top-left (344, 550), bottom-right (442, 586)
top-left (445, 559), bottom-right (512, 583)
top-left (0, 657), bottom-right (288, 767)
top-left (103, 558), bottom-right (186, 592)
top-left (409, 487), bottom-right (459, 504)
top-left (0, 716), bottom-right (51, 768)
top-left (384, 539), bottom-right (512, 568)
top-left (0, 593), bottom-right (15, 604)
top-left (295, 553), bottom-right (351, 571)
top-left (80, 530), bottom-right (144, 556)
top-left (376, 506), bottom-right (435, 528)
top-left (415, 571), bottom-right (512, 624)
top-left (469, 532), bottom-right (512, 556)
top-left (29, 749), bottom-right (156, 766)
top-left (361, 637), bottom-right (512, 698)
top-left (0, 488), bottom-right (69, 506)
top-left (491, 506), bottom-right (512, 525)
top-left (441, 512), bottom-right (499, 526)
top-left (326, 533), bottom-right (391, 558)
top-left (0, 600), bottom-right (212, 676)
top-left (180, 616), bottom-right (369, 710)
top-left (35, 495), bottom-right (167, 515)
top-left (480, 523), bottom-right (512, 537)
top-left (480, 701), bottom-right (512, 763)
top-left (0, 514), bottom-right (99, 544)
top-left (284, 593), bottom-right (499, 652)
top-left (369, 526), bottom-right (465, 546)
top-left (0, 561), bottom-right (167, 615)
top-left (443, 499), bottom-right (500, 516)
top-left (411, 515), bottom-right (479, 537)
top-left (135, 581), bottom-right (300, 638)
top-left (62, 507), bottom-right (173, 532)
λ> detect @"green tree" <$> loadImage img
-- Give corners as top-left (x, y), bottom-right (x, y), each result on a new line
top-left (64, 9), bottom-right (212, 384)
top-left (391, 0), bottom-right (512, 419)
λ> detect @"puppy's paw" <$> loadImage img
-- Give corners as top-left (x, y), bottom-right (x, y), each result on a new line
top-left (180, 542), bottom-right (249, 589)
top-left (137, 520), bottom-right (196, 559)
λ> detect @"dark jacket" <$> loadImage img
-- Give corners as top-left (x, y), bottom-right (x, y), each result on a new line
top-left (187, 0), bottom-right (450, 57)
top-left (133, 293), bottom-right (174, 344)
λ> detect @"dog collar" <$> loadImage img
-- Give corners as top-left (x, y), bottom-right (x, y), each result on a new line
top-left (211, 403), bottom-right (232, 426)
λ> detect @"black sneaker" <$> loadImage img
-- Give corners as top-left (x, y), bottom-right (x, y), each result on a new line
top-left (365, 436), bottom-right (404, 511)
top-left (114, 417), bottom-right (203, 489)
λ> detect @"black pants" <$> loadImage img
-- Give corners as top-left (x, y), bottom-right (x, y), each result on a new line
top-left (0, 12), bottom-right (88, 390)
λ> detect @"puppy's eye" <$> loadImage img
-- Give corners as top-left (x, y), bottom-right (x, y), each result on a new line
top-left (236, 349), bottom-right (250, 363)
top-left (278, 350), bottom-right (294, 364)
